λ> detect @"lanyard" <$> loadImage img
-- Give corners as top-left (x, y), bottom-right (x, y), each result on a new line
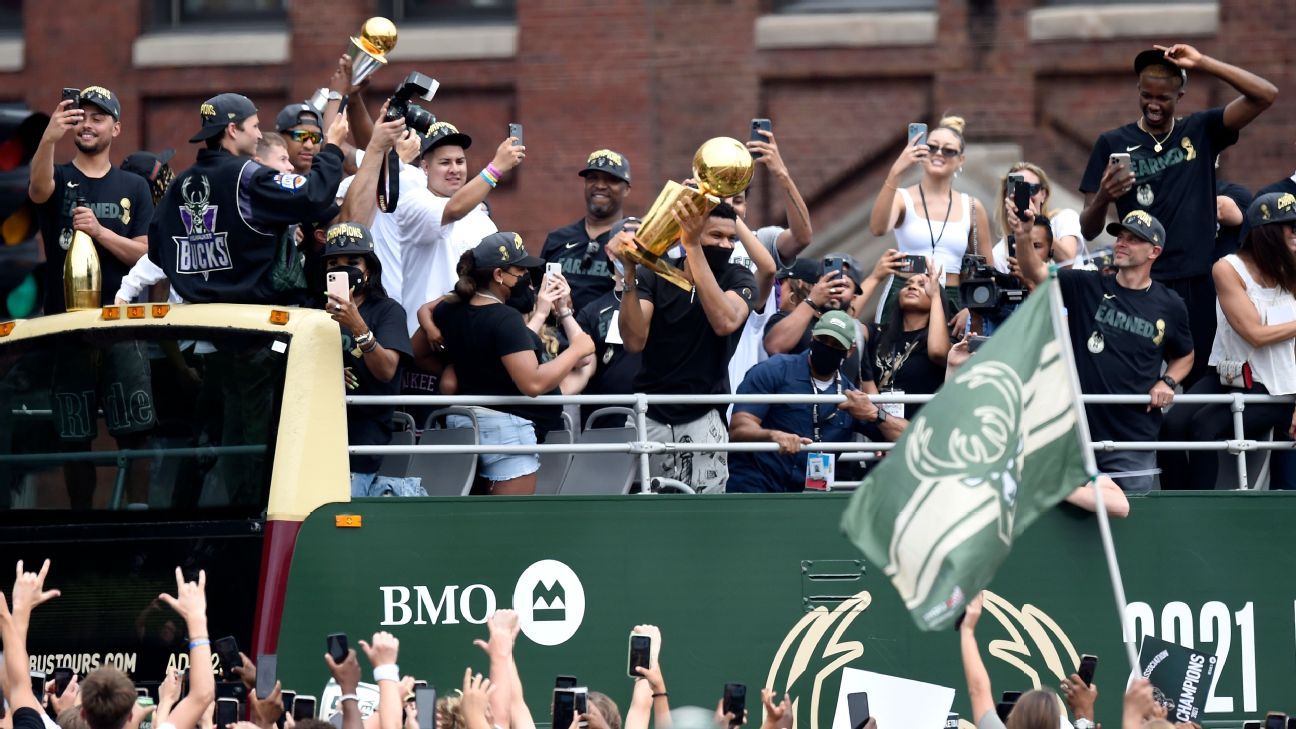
top-left (917, 184), bottom-right (953, 258)
top-left (809, 368), bottom-right (843, 443)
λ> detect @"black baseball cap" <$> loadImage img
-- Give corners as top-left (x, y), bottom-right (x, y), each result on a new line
top-left (189, 93), bottom-right (258, 143)
top-left (1106, 210), bottom-right (1167, 246)
top-left (77, 86), bottom-right (121, 120)
top-left (419, 121), bottom-right (472, 157)
top-left (275, 103), bottom-right (321, 133)
top-left (121, 149), bottom-right (175, 182)
top-left (323, 222), bottom-right (377, 258)
top-left (1245, 192), bottom-right (1296, 229)
top-left (830, 252), bottom-right (865, 292)
top-left (471, 232), bottom-right (543, 271)
top-left (580, 149), bottom-right (631, 184)
top-left (1134, 49), bottom-right (1188, 87)
top-left (776, 258), bottom-right (822, 283)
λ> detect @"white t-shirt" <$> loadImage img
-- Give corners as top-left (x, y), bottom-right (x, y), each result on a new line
top-left (727, 226), bottom-right (787, 393)
top-left (991, 208), bottom-right (1085, 272)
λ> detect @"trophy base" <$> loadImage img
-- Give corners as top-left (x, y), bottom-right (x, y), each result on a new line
top-left (623, 245), bottom-right (692, 292)
top-left (349, 40), bottom-right (387, 86)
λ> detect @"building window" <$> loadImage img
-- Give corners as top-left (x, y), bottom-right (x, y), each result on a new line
top-left (0, 0), bottom-right (21, 34)
top-left (771, 0), bottom-right (935, 12)
top-left (144, 0), bottom-right (287, 30)
top-left (379, 0), bottom-right (517, 24)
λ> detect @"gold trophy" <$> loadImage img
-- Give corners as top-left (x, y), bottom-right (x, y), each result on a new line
top-left (623, 137), bottom-right (754, 290)
top-left (63, 189), bottom-right (101, 311)
top-left (349, 17), bottom-right (398, 86)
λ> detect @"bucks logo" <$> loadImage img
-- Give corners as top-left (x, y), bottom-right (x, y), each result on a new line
top-left (173, 175), bottom-right (233, 279)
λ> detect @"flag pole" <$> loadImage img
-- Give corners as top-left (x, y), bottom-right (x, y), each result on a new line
top-left (1045, 268), bottom-right (1141, 675)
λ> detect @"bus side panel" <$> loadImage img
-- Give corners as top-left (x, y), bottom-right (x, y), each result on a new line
top-left (251, 517), bottom-right (304, 657)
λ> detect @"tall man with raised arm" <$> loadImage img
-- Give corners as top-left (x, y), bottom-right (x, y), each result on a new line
top-left (1079, 44), bottom-right (1275, 386)
top-left (29, 86), bottom-right (154, 315)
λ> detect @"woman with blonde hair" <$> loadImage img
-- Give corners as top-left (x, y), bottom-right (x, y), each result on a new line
top-left (869, 115), bottom-right (992, 321)
top-left (993, 161), bottom-right (1085, 270)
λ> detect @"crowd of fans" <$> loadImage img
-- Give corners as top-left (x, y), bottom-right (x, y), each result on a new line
top-left (0, 560), bottom-right (1229, 729)
top-left (26, 40), bottom-right (1296, 497)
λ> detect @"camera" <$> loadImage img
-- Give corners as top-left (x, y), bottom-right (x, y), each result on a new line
top-left (384, 72), bottom-right (439, 136)
top-left (959, 255), bottom-right (1026, 319)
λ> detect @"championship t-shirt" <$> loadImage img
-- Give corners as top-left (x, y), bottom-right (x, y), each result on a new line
top-left (541, 219), bottom-right (616, 314)
top-left (576, 288), bottom-right (643, 427)
top-left (341, 295), bottom-right (412, 474)
top-left (631, 259), bottom-right (758, 424)
top-left (37, 162), bottom-right (154, 314)
top-left (1057, 268), bottom-right (1193, 443)
top-left (1080, 107), bottom-right (1238, 280)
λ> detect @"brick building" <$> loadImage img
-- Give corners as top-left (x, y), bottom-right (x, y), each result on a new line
top-left (2, 0), bottom-right (1293, 273)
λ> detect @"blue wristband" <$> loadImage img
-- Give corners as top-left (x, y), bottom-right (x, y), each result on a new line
top-left (189, 638), bottom-right (211, 650)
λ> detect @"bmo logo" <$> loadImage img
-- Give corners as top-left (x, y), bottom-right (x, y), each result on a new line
top-left (513, 559), bottom-right (585, 646)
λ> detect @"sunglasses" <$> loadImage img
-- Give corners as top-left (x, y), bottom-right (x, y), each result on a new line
top-left (926, 144), bottom-right (961, 158)
top-left (286, 129), bottom-right (322, 144)
top-left (1016, 182), bottom-right (1043, 196)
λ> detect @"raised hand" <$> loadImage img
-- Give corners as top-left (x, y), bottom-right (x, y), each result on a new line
top-left (359, 631), bottom-right (400, 667)
top-left (157, 567), bottom-right (207, 627)
top-left (459, 668), bottom-right (494, 723)
top-left (325, 648), bottom-right (361, 692)
top-left (1153, 43), bottom-right (1202, 70)
top-left (472, 608), bottom-right (520, 657)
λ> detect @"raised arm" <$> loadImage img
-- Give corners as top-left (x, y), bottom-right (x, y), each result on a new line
top-left (958, 593), bottom-right (995, 725)
top-left (339, 106), bottom-right (406, 226)
top-left (611, 231), bottom-right (654, 353)
top-left (1153, 44), bottom-right (1277, 131)
top-left (869, 131), bottom-right (926, 237)
top-left (0, 560), bottom-right (62, 715)
top-left (443, 137), bottom-right (525, 225)
top-left (921, 270), bottom-right (950, 363)
top-left (746, 130), bottom-right (812, 260)
top-left (626, 625), bottom-right (669, 729)
top-left (736, 216), bottom-right (776, 305)
top-left (676, 202), bottom-right (750, 336)
top-left (501, 333), bottom-right (595, 397)
top-left (360, 632), bottom-right (403, 729)
top-left (28, 101), bottom-right (81, 204)
top-left (471, 610), bottom-right (517, 729)
top-left (157, 568), bottom-right (216, 729)
top-left (324, 648), bottom-right (364, 729)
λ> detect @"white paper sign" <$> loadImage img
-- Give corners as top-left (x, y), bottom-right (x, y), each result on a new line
top-left (830, 667), bottom-right (955, 729)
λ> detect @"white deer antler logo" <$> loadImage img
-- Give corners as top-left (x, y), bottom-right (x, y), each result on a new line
top-left (181, 176), bottom-right (212, 236)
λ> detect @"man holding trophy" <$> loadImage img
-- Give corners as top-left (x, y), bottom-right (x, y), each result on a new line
top-left (613, 138), bottom-right (759, 493)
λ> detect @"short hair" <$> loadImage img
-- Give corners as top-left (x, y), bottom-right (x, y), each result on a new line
top-left (588, 692), bottom-right (622, 729)
top-left (79, 666), bottom-right (138, 729)
top-left (258, 131), bottom-right (287, 156)
top-left (1140, 64), bottom-right (1185, 89)
top-left (1004, 689), bottom-right (1060, 729)
top-left (58, 707), bottom-right (91, 729)
top-left (207, 119), bottom-right (249, 150)
top-left (709, 201), bottom-right (738, 221)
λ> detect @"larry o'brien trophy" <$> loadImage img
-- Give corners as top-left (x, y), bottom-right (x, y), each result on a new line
top-left (623, 137), bottom-right (754, 290)
top-left (63, 189), bottom-right (101, 311)
top-left (349, 17), bottom-right (398, 86)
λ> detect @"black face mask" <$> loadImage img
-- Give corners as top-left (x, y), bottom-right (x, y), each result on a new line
top-left (701, 245), bottom-right (733, 272)
top-left (505, 271), bottom-right (536, 313)
top-left (330, 264), bottom-right (365, 293)
top-left (808, 339), bottom-right (848, 377)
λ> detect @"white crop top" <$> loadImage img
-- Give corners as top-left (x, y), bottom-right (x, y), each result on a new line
top-left (894, 187), bottom-right (972, 276)
top-left (1210, 255), bottom-right (1296, 395)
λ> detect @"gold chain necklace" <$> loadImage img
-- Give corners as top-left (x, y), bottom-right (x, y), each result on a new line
top-left (1138, 117), bottom-right (1175, 153)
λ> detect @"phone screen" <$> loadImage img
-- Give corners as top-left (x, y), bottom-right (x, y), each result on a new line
top-left (214, 636), bottom-right (240, 679)
top-left (1264, 716), bottom-right (1287, 729)
top-left (53, 667), bottom-right (74, 697)
top-left (967, 335), bottom-right (990, 353)
top-left (415, 687), bottom-right (437, 729)
top-left (573, 689), bottom-right (588, 727)
top-left (554, 675), bottom-right (577, 689)
top-left (552, 689), bottom-right (576, 729)
top-left (216, 699), bottom-right (239, 729)
top-left (628, 634), bottom-right (651, 678)
top-left (846, 692), bottom-right (869, 729)
top-left (293, 696), bottom-right (317, 722)
top-left (30, 671), bottom-right (46, 697)
top-left (256, 654), bottom-right (278, 699)
top-left (62, 88), bottom-right (80, 103)
top-left (1077, 654), bottom-right (1098, 686)
top-left (326, 632), bottom-right (349, 664)
top-left (722, 683), bottom-right (745, 727)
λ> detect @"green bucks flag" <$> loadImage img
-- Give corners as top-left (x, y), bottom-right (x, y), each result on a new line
top-left (841, 277), bottom-right (1095, 631)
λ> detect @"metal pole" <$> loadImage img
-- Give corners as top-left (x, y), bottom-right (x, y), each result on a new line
top-left (1232, 392), bottom-right (1249, 490)
top-left (635, 392), bottom-right (651, 491)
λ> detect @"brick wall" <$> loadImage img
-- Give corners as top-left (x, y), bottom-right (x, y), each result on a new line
top-left (4, 0), bottom-right (1294, 259)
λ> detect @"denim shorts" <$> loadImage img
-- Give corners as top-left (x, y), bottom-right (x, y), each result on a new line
top-left (447, 409), bottom-right (540, 482)
top-left (350, 472), bottom-right (427, 498)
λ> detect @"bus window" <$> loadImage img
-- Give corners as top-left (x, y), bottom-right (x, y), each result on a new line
top-left (0, 327), bottom-right (289, 517)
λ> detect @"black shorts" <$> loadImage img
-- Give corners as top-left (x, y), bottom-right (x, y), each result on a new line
top-left (51, 341), bottom-right (156, 440)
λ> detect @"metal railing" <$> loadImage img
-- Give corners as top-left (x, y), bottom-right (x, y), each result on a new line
top-left (346, 392), bottom-right (1296, 491)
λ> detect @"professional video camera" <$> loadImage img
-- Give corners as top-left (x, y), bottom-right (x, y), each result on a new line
top-left (958, 254), bottom-right (1026, 319)
top-left (383, 71), bottom-right (439, 136)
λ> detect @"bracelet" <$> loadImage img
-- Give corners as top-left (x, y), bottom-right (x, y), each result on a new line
top-left (354, 330), bottom-right (375, 346)
top-left (557, 309), bottom-right (573, 318)
top-left (360, 340), bottom-right (378, 353)
top-left (486, 163), bottom-right (503, 179)
top-left (339, 694), bottom-right (359, 704)
top-left (479, 169), bottom-right (498, 188)
top-left (372, 664), bottom-right (400, 683)
top-left (188, 638), bottom-right (211, 650)
top-left (652, 692), bottom-right (668, 698)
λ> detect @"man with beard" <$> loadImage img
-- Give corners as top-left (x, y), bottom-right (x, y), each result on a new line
top-left (275, 102), bottom-right (323, 174)
top-left (29, 86), bottom-right (154, 314)
top-left (541, 149), bottom-right (631, 313)
top-left (613, 200), bottom-right (757, 493)
top-left (1079, 44), bottom-right (1275, 386)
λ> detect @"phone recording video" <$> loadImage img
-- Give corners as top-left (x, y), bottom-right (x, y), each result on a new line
top-left (554, 675), bottom-right (577, 689)
top-left (508, 123), bottom-right (524, 147)
top-left (53, 667), bottom-right (74, 697)
top-left (1009, 173), bottom-right (1032, 221)
top-left (293, 696), bottom-right (317, 722)
top-left (326, 272), bottom-right (351, 304)
top-left (749, 119), bottom-right (772, 158)
top-left (846, 692), bottom-right (869, 729)
top-left (1077, 654), bottom-right (1098, 687)
top-left (62, 88), bottom-right (80, 104)
top-left (627, 633), bottom-right (652, 678)
top-left (967, 335), bottom-right (989, 353)
top-left (216, 698), bottom-right (239, 729)
top-left (552, 688), bottom-right (576, 729)
top-left (722, 683), bottom-right (745, 728)
top-left (415, 686), bottom-right (437, 729)
top-left (30, 671), bottom-right (46, 697)
top-left (214, 636), bottom-right (240, 680)
top-left (897, 254), bottom-right (927, 275)
top-left (256, 654), bottom-right (278, 700)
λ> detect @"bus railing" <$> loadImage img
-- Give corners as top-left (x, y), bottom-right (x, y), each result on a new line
top-left (345, 392), bottom-right (1296, 491)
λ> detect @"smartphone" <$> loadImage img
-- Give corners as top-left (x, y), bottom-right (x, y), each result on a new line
top-left (331, 630), bottom-right (352, 664)
top-left (137, 688), bottom-right (151, 699)
top-left (179, 669), bottom-right (190, 701)
top-left (552, 688), bottom-right (576, 729)
top-left (944, 714), bottom-right (959, 729)
top-left (30, 670), bottom-right (46, 697)
top-left (1009, 173), bottom-right (1031, 221)
top-left (823, 256), bottom-right (846, 277)
top-left (1286, 718), bottom-right (1296, 729)
top-left (554, 675), bottom-right (578, 689)
top-left (545, 262), bottom-right (562, 284)
top-left (216, 698), bottom-right (239, 729)
top-left (967, 335), bottom-right (990, 353)
top-left (280, 690), bottom-right (296, 715)
top-left (846, 692), bottom-right (869, 729)
top-left (897, 254), bottom-right (927, 275)
top-left (294, 696), bottom-right (317, 722)
top-left (326, 272), bottom-right (351, 303)
top-left (1265, 715), bottom-right (1288, 729)
top-left (214, 636), bottom-right (241, 679)
top-left (749, 119), bottom-right (772, 158)
top-left (413, 680), bottom-right (428, 690)
top-left (1001, 691), bottom-right (1022, 704)
top-left (62, 88), bottom-right (80, 104)
top-left (722, 683), bottom-right (745, 728)
top-left (627, 633), bottom-right (652, 678)
top-left (256, 654), bottom-right (277, 699)
top-left (574, 688), bottom-right (589, 726)
top-left (1242, 722), bottom-right (1261, 729)
top-left (508, 123), bottom-right (523, 147)
top-left (1077, 654), bottom-right (1098, 687)
top-left (1108, 152), bottom-right (1131, 175)
top-left (908, 122), bottom-right (928, 147)
top-left (53, 667), bottom-right (74, 697)
top-left (415, 687), bottom-right (437, 729)
top-left (995, 703), bottom-right (1013, 722)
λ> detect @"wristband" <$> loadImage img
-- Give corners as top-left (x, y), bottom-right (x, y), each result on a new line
top-left (486, 163), bottom-right (503, 179)
top-left (188, 638), bottom-right (211, 650)
top-left (354, 330), bottom-right (375, 346)
top-left (558, 309), bottom-right (573, 318)
top-left (479, 170), bottom-right (498, 189)
top-left (360, 340), bottom-right (378, 354)
top-left (652, 692), bottom-right (668, 698)
top-left (372, 664), bottom-right (400, 683)
top-left (339, 694), bottom-right (359, 704)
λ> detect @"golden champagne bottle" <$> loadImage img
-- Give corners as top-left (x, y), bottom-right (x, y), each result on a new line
top-left (63, 193), bottom-right (102, 311)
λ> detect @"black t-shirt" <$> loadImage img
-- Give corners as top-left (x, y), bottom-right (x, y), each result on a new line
top-left (1057, 268), bottom-right (1193, 442)
top-left (1083, 106), bottom-right (1233, 278)
top-left (576, 288), bottom-right (643, 425)
top-left (340, 296), bottom-right (412, 474)
top-left (763, 309), bottom-right (866, 386)
top-left (37, 162), bottom-right (155, 314)
top-left (433, 299), bottom-right (562, 434)
top-left (865, 322), bottom-right (946, 419)
top-left (631, 261), bottom-right (758, 424)
top-left (1080, 108), bottom-right (1238, 280)
top-left (1213, 180), bottom-right (1252, 260)
top-left (13, 707), bottom-right (42, 729)
top-left (541, 219), bottom-right (616, 313)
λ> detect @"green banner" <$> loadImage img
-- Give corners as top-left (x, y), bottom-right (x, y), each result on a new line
top-left (1138, 634), bottom-right (1218, 723)
top-left (841, 278), bottom-right (1092, 630)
